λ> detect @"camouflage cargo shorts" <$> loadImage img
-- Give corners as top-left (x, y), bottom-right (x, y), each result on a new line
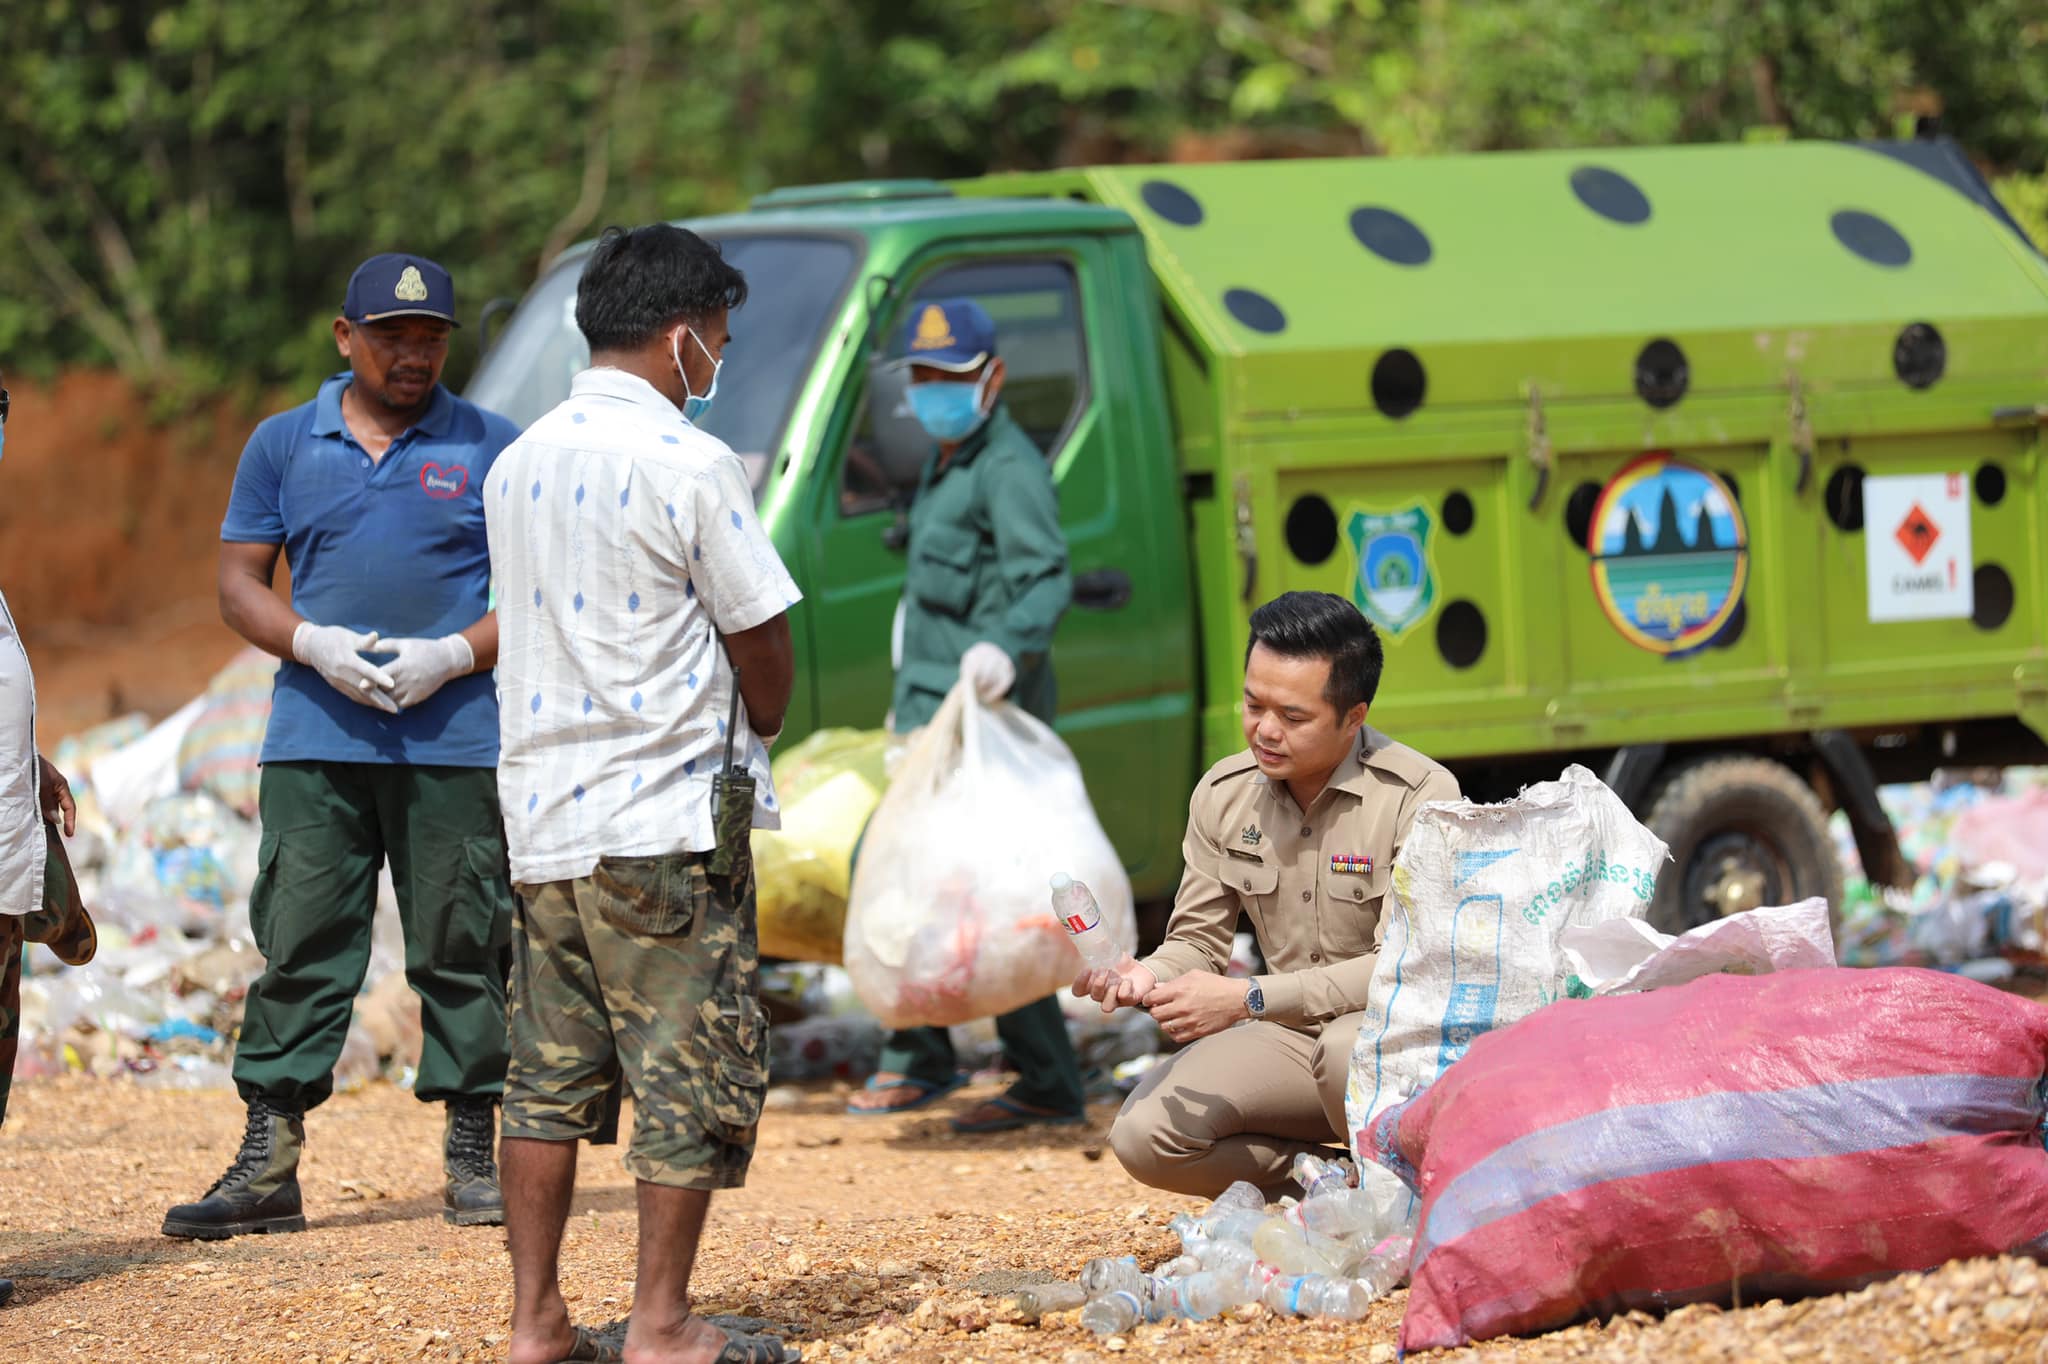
top-left (3, 828), bottom-right (95, 1128)
top-left (501, 852), bottom-right (769, 1190)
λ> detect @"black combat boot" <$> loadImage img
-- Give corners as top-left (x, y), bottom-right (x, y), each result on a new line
top-left (443, 1098), bottom-right (504, 1226)
top-left (161, 1097), bottom-right (306, 1239)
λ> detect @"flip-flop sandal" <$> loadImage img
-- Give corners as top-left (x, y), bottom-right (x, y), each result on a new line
top-left (551, 1324), bottom-right (623, 1363)
top-left (711, 1330), bottom-right (800, 1364)
top-left (0, 1277), bottom-right (14, 1308)
top-left (949, 1095), bottom-right (1088, 1134)
top-left (845, 1073), bottom-right (966, 1116)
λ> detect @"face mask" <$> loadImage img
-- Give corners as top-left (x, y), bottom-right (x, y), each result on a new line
top-left (670, 326), bottom-right (722, 423)
top-left (906, 372), bottom-right (992, 443)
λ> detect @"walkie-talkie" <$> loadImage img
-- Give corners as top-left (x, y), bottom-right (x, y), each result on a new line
top-left (708, 665), bottom-right (753, 878)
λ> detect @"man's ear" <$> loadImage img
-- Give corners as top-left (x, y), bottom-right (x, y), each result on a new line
top-left (1342, 701), bottom-right (1370, 736)
top-left (981, 356), bottom-right (1007, 404)
top-left (333, 317), bottom-right (353, 359)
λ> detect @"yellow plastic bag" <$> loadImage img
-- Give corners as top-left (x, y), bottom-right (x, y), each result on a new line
top-left (753, 728), bottom-right (893, 963)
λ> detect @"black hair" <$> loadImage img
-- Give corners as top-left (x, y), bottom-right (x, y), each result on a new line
top-left (575, 224), bottom-right (748, 352)
top-left (1245, 591), bottom-right (1384, 713)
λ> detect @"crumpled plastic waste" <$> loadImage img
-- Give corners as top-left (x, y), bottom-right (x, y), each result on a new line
top-left (1833, 767), bottom-right (2048, 974)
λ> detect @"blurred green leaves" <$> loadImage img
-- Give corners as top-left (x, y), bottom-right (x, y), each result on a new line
top-left (1, 0), bottom-right (2042, 396)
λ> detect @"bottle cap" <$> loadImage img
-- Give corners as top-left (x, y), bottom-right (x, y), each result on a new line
top-left (1049, 872), bottom-right (1073, 892)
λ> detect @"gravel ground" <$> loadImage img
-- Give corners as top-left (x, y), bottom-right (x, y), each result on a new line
top-left (1, 1076), bottom-right (2042, 1363)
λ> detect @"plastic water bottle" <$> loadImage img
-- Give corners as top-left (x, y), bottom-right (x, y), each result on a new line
top-left (1262, 1274), bottom-right (1376, 1321)
top-left (1208, 1179), bottom-right (1268, 1216)
top-left (1079, 1255), bottom-right (1146, 1299)
top-left (1051, 873), bottom-right (1126, 969)
top-left (1152, 1269), bottom-right (1257, 1320)
top-left (1252, 1213), bottom-right (1344, 1277)
top-left (1354, 1236), bottom-right (1414, 1297)
top-left (1009, 1282), bottom-right (1087, 1321)
top-left (1079, 1288), bottom-right (1148, 1335)
top-left (1291, 1152), bottom-right (1353, 1199)
top-left (1195, 1207), bottom-right (1266, 1246)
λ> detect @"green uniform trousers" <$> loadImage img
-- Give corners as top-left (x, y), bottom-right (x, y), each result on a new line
top-left (879, 995), bottom-right (1085, 1116)
top-left (231, 761), bottom-right (512, 1110)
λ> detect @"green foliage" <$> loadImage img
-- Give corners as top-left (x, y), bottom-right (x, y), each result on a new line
top-left (3, 0), bottom-right (2044, 395)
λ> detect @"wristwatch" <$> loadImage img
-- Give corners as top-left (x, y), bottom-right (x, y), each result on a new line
top-left (1245, 980), bottom-right (1266, 1019)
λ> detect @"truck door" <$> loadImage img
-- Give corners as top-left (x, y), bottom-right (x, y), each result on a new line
top-left (803, 237), bottom-right (1195, 897)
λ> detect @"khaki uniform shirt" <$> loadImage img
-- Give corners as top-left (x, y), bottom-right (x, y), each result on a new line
top-left (1141, 725), bottom-right (1459, 1029)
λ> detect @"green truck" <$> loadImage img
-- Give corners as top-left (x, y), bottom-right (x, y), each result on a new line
top-left (467, 136), bottom-right (2048, 935)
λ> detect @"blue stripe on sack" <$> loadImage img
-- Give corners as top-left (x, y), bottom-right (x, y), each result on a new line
top-left (1362, 890), bottom-right (1412, 1124)
top-left (1415, 1072), bottom-right (2043, 1272)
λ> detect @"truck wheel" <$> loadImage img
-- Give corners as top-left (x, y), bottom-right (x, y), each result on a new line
top-left (1641, 755), bottom-right (1844, 936)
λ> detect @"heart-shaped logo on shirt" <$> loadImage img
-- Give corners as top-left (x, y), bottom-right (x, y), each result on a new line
top-left (420, 463), bottom-right (469, 499)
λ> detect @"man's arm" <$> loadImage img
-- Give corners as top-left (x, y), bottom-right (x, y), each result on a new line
top-left (723, 614), bottom-right (794, 740)
top-left (1253, 766), bottom-right (1463, 1027)
top-left (685, 455), bottom-right (803, 739)
top-left (983, 447), bottom-right (1072, 663)
top-left (1142, 810), bottom-right (1239, 984)
top-left (457, 614), bottom-right (498, 672)
top-left (218, 540), bottom-right (303, 660)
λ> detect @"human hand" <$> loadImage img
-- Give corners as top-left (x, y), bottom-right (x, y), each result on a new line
top-left (292, 622), bottom-right (399, 713)
top-left (1143, 971), bottom-right (1252, 1045)
top-left (36, 755), bottom-right (75, 837)
top-left (375, 634), bottom-right (475, 709)
top-left (1072, 957), bottom-right (1157, 1015)
top-left (959, 640), bottom-right (1016, 703)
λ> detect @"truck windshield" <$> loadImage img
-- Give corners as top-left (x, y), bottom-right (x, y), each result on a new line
top-left (466, 233), bottom-right (860, 491)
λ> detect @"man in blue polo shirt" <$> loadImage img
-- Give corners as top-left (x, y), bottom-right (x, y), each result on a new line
top-left (163, 254), bottom-right (522, 1241)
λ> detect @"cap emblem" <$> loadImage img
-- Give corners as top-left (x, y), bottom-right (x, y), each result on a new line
top-left (910, 304), bottom-right (956, 352)
top-left (394, 266), bottom-right (429, 302)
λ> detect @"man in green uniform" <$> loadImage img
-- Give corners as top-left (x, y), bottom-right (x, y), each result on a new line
top-left (847, 298), bottom-right (1086, 1134)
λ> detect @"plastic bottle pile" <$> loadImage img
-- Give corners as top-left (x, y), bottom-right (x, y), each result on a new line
top-left (1015, 1153), bottom-right (1415, 1334)
top-left (1832, 767), bottom-right (2048, 978)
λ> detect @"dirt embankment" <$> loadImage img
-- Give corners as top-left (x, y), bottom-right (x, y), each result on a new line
top-left (0, 371), bottom-right (266, 742)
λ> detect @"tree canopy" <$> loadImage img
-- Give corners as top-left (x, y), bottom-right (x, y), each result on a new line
top-left (3, 0), bottom-right (2043, 395)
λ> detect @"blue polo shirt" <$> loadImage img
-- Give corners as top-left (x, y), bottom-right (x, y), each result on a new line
top-left (221, 374), bottom-right (521, 767)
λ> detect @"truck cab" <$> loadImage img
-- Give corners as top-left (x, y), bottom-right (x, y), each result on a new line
top-left (468, 141), bottom-right (2048, 933)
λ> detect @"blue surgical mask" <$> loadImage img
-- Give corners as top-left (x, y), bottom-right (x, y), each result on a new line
top-left (671, 326), bottom-right (722, 423)
top-left (906, 374), bottom-right (992, 443)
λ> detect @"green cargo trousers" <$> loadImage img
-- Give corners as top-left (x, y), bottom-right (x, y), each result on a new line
top-left (879, 995), bottom-right (1085, 1116)
top-left (231, 762), bottom-right (512, 1110)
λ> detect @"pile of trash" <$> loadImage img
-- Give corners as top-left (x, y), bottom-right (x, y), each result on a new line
top-left (1833, 767), bottom-right (2048, 979)
top-left (1011, 1154), bottom-right (1416, 1332)
top-left (16, 649), bottom-right (419, 1091)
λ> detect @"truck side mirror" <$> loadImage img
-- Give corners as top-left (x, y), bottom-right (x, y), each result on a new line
top-left (866, 358), bottom-right (931, 493)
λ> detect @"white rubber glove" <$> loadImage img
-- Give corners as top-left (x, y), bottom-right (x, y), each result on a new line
top-left (959, 640), bottom-right (1017, 703)
top-left (375, 634), bottom-right (476, 709)
top-left (293, 622), bottom-right (399, 714)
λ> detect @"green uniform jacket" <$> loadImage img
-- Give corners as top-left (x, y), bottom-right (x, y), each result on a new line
top-left (891, 406), bottom-right (1071, 732)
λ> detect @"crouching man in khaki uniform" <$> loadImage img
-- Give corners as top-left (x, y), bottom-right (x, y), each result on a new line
top-left (1075, 591), bottom-right (1458, 1198)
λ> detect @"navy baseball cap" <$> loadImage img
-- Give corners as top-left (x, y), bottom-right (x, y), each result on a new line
top-left (343, 253), bottom-right (460, 326)
top-left (895, 298), bottom-right (995, 372)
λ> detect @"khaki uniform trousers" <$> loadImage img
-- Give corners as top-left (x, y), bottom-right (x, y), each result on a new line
top-left (1110, 1011), bottom-right (1362, 1198)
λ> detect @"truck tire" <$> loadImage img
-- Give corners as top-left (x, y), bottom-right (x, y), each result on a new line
top-left (1641, 754), bottom-right (1844, 936)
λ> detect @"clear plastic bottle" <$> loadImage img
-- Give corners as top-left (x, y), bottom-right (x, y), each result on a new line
top-left (1261, 1274), bottom-right (1376, 1321)
top-left (1291, 1152), bottom-right (1352, 1199)
top-left (1079, 1255), bottom-right (1145, 1299)
top-left (1208, 1179), bottom-right (1268, 1216)
top-left (1051, 873), bottom-right (1126, 969)
top-left (1289, 1186), bottom-right (1381, 1241)
top-left (1152, 1269), bottom-right (1258, 1320)
top-left (1009, 1282), bottom-right (1087, 1321)
top-left (1079, 1288), bottom-right (1148, 1336)
top-left (1197, 1207), bottom-right (1267, 1246)
top-left (1353, 1236), bottom-right (1414, 1298)
top-left (1252, 1213), bottom-right (1344, 1277)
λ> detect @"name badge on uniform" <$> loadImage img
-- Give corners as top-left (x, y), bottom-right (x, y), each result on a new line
top-left (1330, 853), bottom-right (1374, 876)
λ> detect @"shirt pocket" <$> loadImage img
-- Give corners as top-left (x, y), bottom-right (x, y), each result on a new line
top-left (1323, 862), bottom-right (1394, 958)
top-left (908, 521), bottom-right (981, 618)
top-left (1219, 848), bottom-right (1280, 936)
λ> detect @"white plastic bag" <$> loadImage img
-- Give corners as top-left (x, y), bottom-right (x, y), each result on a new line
top-left (843, 682), bottom-right (1134, 1029)
top-left (1346, 764), bottom-right (1668, 1162)
top-left (1559, 897), bottom-right (1836, 995)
